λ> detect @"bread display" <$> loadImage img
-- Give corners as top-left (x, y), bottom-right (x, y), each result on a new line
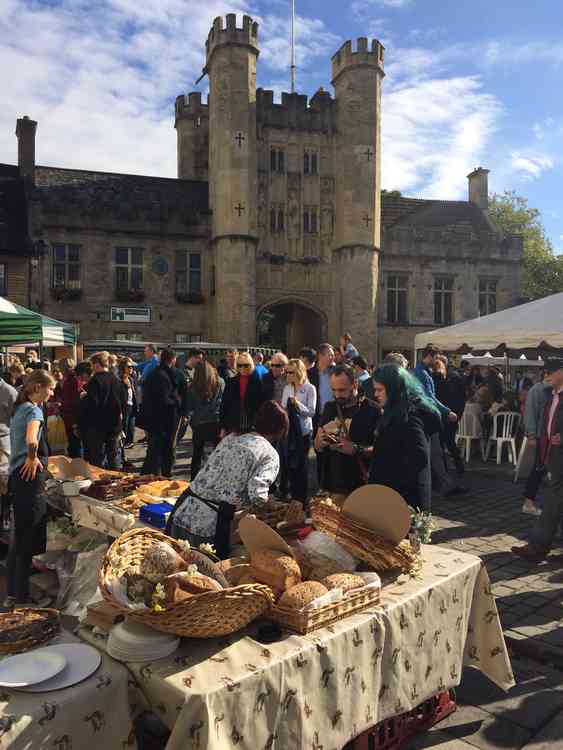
top-left (180, 549), bottom-right (229, 589)
top-left (250, 549), bottom-right (302, 592)
top-left (321, 573), bottom-right (365, 593)
top-left (278, 581), bottom-right (329, 610)
top-left (163, 571), bottom-right (223, 601)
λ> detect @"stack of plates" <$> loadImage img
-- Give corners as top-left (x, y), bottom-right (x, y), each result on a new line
top-left (107, 619), bottom-right (179, 662)
top-left (0, 644), bottom-right (102, 692)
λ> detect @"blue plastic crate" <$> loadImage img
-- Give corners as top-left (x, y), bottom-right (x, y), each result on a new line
top-left (139, 502), bottom-right (175, 529)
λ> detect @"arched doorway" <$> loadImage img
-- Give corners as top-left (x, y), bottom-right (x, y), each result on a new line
top-left (257, 301), bottom-right (325, 355)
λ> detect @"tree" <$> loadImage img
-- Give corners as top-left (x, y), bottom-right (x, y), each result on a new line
top-left (488, 191), bottom-right (563, 301)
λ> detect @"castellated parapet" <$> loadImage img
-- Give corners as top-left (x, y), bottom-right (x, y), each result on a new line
top-left (256, 88), bottom-right (335, 132)
top-left (205, 14), bottom-right (259, 66)
top-left (331, 38), bottom-right (385, 83)
top-left (175, 92), bottom-right (209, 119)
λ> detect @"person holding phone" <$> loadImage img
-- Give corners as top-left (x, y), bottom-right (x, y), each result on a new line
top-left (4, 370), bottom-right (55, 607)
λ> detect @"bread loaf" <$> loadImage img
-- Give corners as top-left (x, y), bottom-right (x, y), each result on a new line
top-left (163, 571), bottom-right (222, 602)
top-left (321, 573), bottom-right (365, 593)
top-left (179, 549), bottom-right (229, 588)
top-left (250, 549), bottom-right (301, 592)
top-left (140, 542), bottom-right (187, 584)
top-left (278, 581), bottom-right (328, 610)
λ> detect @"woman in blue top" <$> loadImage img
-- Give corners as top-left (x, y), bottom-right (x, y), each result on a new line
top-left (5, 369), bottom-right (55, 607)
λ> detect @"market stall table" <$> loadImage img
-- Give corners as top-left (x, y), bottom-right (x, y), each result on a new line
top-left (0, 630), bottom-right (139, 750)
top-left (80, 544), bottom-right (514, 750)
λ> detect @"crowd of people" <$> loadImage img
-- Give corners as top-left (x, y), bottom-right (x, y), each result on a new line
top-left (0, 334), bottom-right (558, 604)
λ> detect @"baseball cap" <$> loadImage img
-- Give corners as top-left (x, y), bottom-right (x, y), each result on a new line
top-left (544, 358), bottom-right (563, 374)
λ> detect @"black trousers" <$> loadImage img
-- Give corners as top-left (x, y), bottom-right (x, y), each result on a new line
top-left (191, 422), bottom-right (220, 479)
top-left (65, 427), bottom-right (82, 459)
top-left (84, 429), bottom-right (118, 470)
top-left (442, 421), bottom-right (463, 467)
top-left (524, 444), bottom-right (546, 500)
top-left (288, 434), bottom-right (312, 504)
top-left (142, 427), bottom-right (177, 477)
top-left (6, 468), bottom-right (47, 602)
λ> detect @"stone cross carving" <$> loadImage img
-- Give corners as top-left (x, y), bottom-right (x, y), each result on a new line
top-left (364, 148), bottom-right (374, 161)
top-left (234, 132), bottom-right (245, 148)
top-left (234, 203), bottom-right (245, 217)
top-left (363, 214), bottom-right (372, 227)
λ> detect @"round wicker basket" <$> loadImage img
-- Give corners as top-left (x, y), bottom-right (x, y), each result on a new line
top-left (98, 528), bottom-right (274, 638)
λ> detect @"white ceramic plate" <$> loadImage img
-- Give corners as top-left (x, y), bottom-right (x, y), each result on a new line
top-left (13, 644), bottom-right (101, 692)
top-left (0, 648), bottom-right (66, 688)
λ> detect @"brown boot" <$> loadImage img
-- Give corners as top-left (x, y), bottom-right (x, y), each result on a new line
top-left (511, 543), bottom-right (548, 563)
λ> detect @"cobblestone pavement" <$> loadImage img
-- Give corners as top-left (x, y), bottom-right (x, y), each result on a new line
top-left (126, 438), bottom-right (563, 748)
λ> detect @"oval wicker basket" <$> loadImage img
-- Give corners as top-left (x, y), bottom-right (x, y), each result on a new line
top-left (98, 528), bottom-right (274, 638)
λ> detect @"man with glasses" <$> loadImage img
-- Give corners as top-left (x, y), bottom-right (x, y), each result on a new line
top-left (262, 352), bottom-right (289, 497)
top-left (218, 349), bottom-right (238, 381)
top-left (309, 344), bottom-right (335, 485)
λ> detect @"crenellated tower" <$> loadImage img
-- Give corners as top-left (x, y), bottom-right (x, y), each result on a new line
top-left (205, 14), bottom-right (259, 343)
top-left (331, 38), bottom-right (385, 360)
top-left (175, 92), bottom-right (209, 181)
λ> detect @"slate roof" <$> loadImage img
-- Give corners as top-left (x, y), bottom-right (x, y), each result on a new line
top-left (381, 194), bottom-right (497, 234)
top-left (33, 166), bottom-right (209, 225)
top-left (0, 165), bottom-right (30, 255)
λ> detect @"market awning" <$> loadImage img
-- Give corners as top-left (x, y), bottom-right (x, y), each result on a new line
top-left (414, 292), bottom-right (563, 352)
top-left (0, 297), bottom-right (76, 346)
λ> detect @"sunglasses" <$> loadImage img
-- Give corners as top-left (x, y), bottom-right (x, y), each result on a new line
top-left (271, 363), bottom-right (285, 368)
top-left (237, 364), bottom-right (252, 370)
top-left (286, 371), bottom-right (296, 375)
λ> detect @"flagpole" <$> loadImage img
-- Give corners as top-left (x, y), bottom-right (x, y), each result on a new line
top-left (290, 0), bottom-right (296, 93)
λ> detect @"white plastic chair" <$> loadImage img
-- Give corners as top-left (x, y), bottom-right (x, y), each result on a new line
top-left (456, 410), bottom-right (485, 463)
top-left (484, 412), bottom-right (521, 464)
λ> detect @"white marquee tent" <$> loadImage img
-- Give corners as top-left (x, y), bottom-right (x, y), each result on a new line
top-left (414, 292), bottom-right (563, 353)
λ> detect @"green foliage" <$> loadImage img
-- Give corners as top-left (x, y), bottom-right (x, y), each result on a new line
top-left (489, 191), bottom-right (563, 300)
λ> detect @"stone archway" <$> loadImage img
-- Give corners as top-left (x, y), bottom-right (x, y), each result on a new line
top-left (257, 300), bottom-right (326, 356)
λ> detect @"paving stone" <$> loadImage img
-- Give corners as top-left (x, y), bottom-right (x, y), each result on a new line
top-left (523, 707), bottom-right (563, 748)
top-left (402, 727), bottom-right (476, 749)
top-left (438, 704), bottom-right (532, 749)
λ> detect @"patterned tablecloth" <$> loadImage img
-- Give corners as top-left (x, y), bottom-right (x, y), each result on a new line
top-left (80, 545), bottom-right (514, 750)
top-left (0, 631), bottom-right (138, 750)
top-left (69, 493), bottom-right (148, 537)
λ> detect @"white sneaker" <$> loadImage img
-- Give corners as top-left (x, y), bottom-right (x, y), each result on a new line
top-left (521, 499), bottom-right (541, 516)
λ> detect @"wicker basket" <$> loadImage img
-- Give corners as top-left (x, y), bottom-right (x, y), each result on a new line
top-left (268, 585), bottom-right (380, 634)
top-left (310, 498), bottom-right (419, 574)
top-left (99, 528), bottom-right (274, 638)
top-left (0, 608), bottom-right (60, 655)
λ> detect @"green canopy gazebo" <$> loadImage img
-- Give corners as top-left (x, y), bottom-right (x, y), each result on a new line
top-left (0, 297), bottom-right (76, 347)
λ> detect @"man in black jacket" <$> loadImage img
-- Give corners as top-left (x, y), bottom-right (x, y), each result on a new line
top-left (80, 351), bottom-right (124, 469)
top-left (140, 348), bottom-right (188, 477)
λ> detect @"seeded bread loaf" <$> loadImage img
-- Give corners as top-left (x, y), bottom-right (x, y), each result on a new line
top-left (250, 549), bottom-right (301, 592)
top-left (277, 581), bottom-right (329, 610)
top-left (321, 573), bottom-right (365, 593)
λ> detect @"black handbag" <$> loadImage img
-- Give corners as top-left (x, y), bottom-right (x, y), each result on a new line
top-left (166, 487), bottom-right (235, 560)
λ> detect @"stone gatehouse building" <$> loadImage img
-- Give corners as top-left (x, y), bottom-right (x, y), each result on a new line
top-left (1, 14), bottom-right (521, 361)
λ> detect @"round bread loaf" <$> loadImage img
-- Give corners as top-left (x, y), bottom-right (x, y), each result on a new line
top-left (140, 542), bottom-right (187, 584)
top-left (163, 571), bottom-right (223, 599)
top-left (321, 573), bottom-right (365, 593)
top-left (250, 549), bottom-right (301, 591)
top-left (278, 581), bottom-right (328, 610)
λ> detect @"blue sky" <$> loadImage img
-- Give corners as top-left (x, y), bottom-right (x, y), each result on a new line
top-left (1, 0), bottom-right (562, 250)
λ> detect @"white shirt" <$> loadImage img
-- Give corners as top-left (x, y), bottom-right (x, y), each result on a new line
top-left (281, 382), bottom-right (317, 436)
top-left (173, 432), bottom-right (279, 539)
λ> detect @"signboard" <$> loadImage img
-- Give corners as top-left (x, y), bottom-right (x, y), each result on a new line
top-left (110, 306), bottom-right (151, 323)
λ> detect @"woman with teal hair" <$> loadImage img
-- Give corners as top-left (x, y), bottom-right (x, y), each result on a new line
top-left (368, 365), bottom-right (441, 509)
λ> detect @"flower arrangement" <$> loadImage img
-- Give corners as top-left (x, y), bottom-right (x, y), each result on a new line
top-left (409, 507), bottom-right (436, 545)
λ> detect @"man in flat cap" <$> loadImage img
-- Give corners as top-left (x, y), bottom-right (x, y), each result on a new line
top-left (512, 358), bottom-right (563, 562)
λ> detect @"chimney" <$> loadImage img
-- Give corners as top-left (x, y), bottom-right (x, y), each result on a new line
top-left (16, 116), bottom-right (37, 181)
top-left (467, 167), bottom-right (489, 210)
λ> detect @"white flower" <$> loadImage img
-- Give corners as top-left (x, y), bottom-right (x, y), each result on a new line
top-left (199, 543), bottom-right (216, 556)
top-left (187, 564), bottom-right (198, 576)
top-left (152, 583), bottom-right (166, 601)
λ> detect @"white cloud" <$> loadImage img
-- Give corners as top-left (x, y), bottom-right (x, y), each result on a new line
top-left (482, 40), bottom-right (563, 68)
top-left (510, 152), bottom-right (554, 180)
top-left (0, 1), bottom-right (337, 175)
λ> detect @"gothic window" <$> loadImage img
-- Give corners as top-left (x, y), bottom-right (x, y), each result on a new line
top-left (277, 150), bottom-right (285, 173)
top-left (52, 243), bottom-right (81, 290)
top-left (303, 207), bottom-right (317, 234)
top-left (303, 210), bottom-right (310, 234)
top-left (311, 153), bottom-right (318, 174)
top-left (270, 206), bottom-right (285, 234)
top-left (433, 277), bottom-right (454, 325)
top-left (0, 264), bottom-right (6, 296)
top-left (479, 279), bottom-right (497, 316)
top-left (176, 251), bottom-right (202, 295)
top-left (270, 208), bottom-right (277, 233)
top-left (211, 265), bottom-right (216, 296)
top-left (270, 148), bottom-right (277, 171)
top-left (115, 247), bottom-right (143, 291)
top-left (304, 152), bottom-right (310, 174)
top-left (386, 275), bottom-right (408, 324)
top-left (277, 208), bottom-right (284, 232)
